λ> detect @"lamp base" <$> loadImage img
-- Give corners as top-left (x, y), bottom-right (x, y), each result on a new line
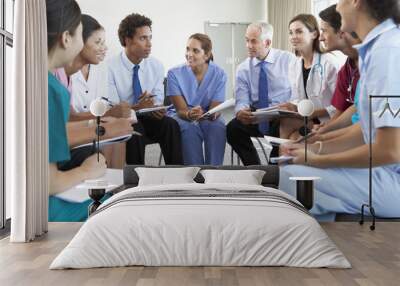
top-left (289, 177), bottom-right (320, 211)
top-left (296, 180), bottom-right (314, 210)
top-left (88, 188), bottom-right (106, 216)
top-left (359, 204), bottom-right (376, 231)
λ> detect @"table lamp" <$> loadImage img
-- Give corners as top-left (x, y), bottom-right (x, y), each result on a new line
top-left (297, 99), bottom-right (315, 163)
top-left (89, 98), bottom-right (108, 161)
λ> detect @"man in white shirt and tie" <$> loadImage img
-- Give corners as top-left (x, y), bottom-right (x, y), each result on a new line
top-left (108, 13), bottom-right (183, 165)
top-left (227, 22), bottom-right (296, 165)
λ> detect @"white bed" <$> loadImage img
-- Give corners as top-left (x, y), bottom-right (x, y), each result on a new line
top-left (50, 183), bottom-right (350, 269)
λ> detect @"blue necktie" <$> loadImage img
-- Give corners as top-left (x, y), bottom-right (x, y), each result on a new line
top-left (258, 61), bottom-right (269, 135)
top-left (132, 65), bottom-right (142, 104)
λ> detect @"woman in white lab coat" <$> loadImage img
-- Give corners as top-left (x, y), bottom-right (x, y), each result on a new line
top-left (280, 14), bottom-right (339, 140)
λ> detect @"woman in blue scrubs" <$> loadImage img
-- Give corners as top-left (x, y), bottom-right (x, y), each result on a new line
top-left (167, 33), bottom-right (227, 165)
top-left (279, 0), bottom-right (400, 220)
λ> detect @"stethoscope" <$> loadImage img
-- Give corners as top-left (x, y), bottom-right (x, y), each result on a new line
top-left (304, 53), bottom-right (323, 97)
top-left (345, 64), bottom-right (358, 104)
top-left (311, 53), bottom-right (323, 78)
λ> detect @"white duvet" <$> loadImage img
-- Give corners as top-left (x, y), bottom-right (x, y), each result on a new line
top-left (50, 183), bottom-right (350, 269)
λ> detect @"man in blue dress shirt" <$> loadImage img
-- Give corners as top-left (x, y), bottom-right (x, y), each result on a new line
top-left (226, 22), bottom-right (296, 165)
top-left (108, 13), bottom-right (183, 165)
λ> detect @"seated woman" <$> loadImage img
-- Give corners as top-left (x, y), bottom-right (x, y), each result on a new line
top-left (279, 0), bottom-right (400, 220)
top-left (69, 15), bottom-right (130, 120)
top-left (68, 14), bottom-right (130, 168)
top-left (280, 14), bottom-right (339, 140)
top-left (167, 33), bottom-right (227, 165)
top-left (46, 0), bottom-right (133, 222)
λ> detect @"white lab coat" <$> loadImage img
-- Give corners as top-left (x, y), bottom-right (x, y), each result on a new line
top-left (70, 63), bottom-right (119, 113)
top-left (288, 52), bottom-right (339, 122)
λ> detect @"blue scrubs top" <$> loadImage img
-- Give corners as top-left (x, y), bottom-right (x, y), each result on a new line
top-left (48, 72), bottom-right (70, 163)
top-left (356, 19), bottom-right (400, 174)
top-left (166, 61), bottom-right (227, 114)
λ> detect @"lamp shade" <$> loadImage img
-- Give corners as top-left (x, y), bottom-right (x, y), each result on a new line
top-left (298, 99), bottom-right (315, 117)
top-left (89, 98), bottom-right (108, 117)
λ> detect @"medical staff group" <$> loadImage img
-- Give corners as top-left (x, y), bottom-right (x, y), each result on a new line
top-left (47, 0), bottom-right (400, 221)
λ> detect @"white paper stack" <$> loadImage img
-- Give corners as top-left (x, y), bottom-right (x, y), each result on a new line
top-left (252, 106), bottom-right (300, 123)
top-left (136, 104), bottom-right (173, 114)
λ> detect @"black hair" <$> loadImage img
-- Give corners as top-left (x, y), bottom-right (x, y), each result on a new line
top-left (118, 13), bottom-right (152, 47)
top-left (81, 14), bottom-right (103, 43)
top-left (319, 4), bottom-right (341, 33)
top-left (46, 0), bottom-right (82, 51)
top-left (364, 0), bottom-right (400, 24)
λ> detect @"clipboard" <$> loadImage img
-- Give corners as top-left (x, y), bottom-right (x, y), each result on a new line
top-left (71, 134), bottom-right (132, 150)
top-left (252, 108), bottom-right (301, 123)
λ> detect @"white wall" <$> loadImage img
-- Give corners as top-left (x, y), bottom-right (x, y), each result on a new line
top-left (77, 0), bottom-right (266, 72)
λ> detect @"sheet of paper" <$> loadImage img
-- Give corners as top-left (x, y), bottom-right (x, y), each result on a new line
top-left (264, 135), bottom-right (293, 146)
top-left (136, 104), bottom-right (173, 114)
top-left (269, 156), bottom-right (294, 164)
top-left (198, 98), bottom-right (235, 119)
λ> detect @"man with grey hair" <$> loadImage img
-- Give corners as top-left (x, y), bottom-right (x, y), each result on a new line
top-left (226, 22), bottom-right (296, 165)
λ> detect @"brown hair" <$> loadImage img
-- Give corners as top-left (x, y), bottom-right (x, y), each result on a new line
top-left (319, 4), bottom-right (341, 33)
top-left (289, 14), bottom-right (322, 56)
top-left (189, 33), bottom-right (214, 63)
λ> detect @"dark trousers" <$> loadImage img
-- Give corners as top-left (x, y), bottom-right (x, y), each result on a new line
top-left (126, 115), bottom-right (183, 165)
top-left (226, 118), bottom-right (279, 166)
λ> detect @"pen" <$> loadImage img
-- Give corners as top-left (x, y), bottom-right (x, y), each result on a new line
top-left (101, 97), bottom-right (114, 107)
top-left (138, 94), bottom-right (157, 100)
top-left (132, 131), bottom-right (143, 136)
top-left (295, 132), bottom-right (316, 143)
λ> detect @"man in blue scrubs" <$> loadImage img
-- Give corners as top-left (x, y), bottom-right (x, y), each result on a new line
top-left (227, 22), bottom-right (296, 165)
top-left (108, 13), bottom-right (183, 165)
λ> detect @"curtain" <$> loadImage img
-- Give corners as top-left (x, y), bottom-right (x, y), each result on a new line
top-left (8, 0), bottom-right (48, 242)
top-left (268, 0), bottom-right (312, 51)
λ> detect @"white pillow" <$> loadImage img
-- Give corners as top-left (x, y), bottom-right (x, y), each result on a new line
top-left (135, 167), bottom-right (201, 186)
top-left (200, 169), bottom-right (266, 185)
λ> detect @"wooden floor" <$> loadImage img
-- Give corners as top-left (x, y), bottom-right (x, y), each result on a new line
top-left (0, 222), bottom-right (399, 286)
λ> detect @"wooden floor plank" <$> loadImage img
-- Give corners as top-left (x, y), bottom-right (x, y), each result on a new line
top-left (1, 222), bottom-right (400, 286)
